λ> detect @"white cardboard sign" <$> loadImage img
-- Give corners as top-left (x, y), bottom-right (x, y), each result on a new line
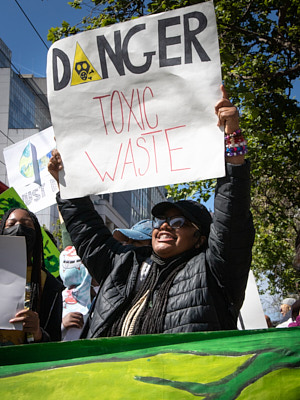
top-left (238, 270), bottom-right (268, 330)
top-left (47, 2), bottom-right (224, 199)
top-left (3, 126), bottom-right (58, 213)
top-left (0, 236), bottom-right (26, 330)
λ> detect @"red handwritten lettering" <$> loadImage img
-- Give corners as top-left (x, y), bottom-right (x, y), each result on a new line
top-left (121, 139), bottom-right (137, 179)
top-left (121, 89), bottom-right (145, 131)
top-left (111, 90), bottom-right (124, 134)
top-left (85, 146), bottom-right (123, 182)
top-left (136, 137), bottom-right (150, 176)
top-left (93, 94), bottom-right (110, 135)
top-left (141, 130), bottom-right (162, 173)
top-left (93, 87), bottom-right (158, 135)
top-left (85, 125), bottom-right (190, 183)
top-left (165, 126), bottom-right (191, 172)
top-left (143, 87), bottom-right (158, 129)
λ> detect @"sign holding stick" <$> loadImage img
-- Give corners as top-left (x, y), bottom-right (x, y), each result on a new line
top-left (47, 1), bottom-right (224, 199)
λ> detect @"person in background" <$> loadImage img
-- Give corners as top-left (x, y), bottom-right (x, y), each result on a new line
top-left (59, 211), bottom-right (93, 341)
top-left (0, 208), bottom-right (63, 345)
top-left (288, 299), bottom-right (300, 327)
top-left (276, 297), bottom-right (297, 328)
top-left (60, 245), bottom-right (92, 341)
top-left (113, 219), bottom-right (152, 247)
top-left (48, 85), bottom-right (255, 338)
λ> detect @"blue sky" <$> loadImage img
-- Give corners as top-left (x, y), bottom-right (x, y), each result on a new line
top-left (1, 0), bottom-right (88, 77)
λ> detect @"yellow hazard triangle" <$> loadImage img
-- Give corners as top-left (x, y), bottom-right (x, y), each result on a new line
top-left (71, 42), bottom-right (102, 86)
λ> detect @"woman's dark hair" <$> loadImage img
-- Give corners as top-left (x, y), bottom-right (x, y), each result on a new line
top-left (0, 207), bottom-right (44, 311)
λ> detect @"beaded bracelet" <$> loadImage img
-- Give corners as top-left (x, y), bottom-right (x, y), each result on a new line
top-left (224, 129), bottom-right (242, 140)
top-left (225, 136), bottom-right (247, 148)
top-left (225, 146), bottom-right (248, 157)
top-left (225, 129), bottom-right (248, 157)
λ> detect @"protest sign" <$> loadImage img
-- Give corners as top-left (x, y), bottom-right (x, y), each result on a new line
top-left (0, 187), bottom-right (60, 277)
top-left (1, 329), bottom-right (299, 399)
top-left (0, 236), bottom-right (26, 330)
top-left (47, 1), bottom-right (224, 199)
top-left (3, 126), bottom-right (58, 213)
top-left (238, 270), bottom-right (268, 330)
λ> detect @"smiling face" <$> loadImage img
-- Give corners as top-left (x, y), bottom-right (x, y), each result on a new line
top-left (152, 207), bottom-right (201, 259)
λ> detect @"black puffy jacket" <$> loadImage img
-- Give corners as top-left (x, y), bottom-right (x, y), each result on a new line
top-left (57, 161), bottom-right (255, 338)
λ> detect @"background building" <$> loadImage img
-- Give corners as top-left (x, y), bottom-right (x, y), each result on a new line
top-left (0, 38), bottom-right (166, 234)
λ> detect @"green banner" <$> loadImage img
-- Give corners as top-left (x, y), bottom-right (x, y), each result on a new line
top-left (0, 329), bottom-right (299, 399)
top-left (0, 187), bottom-right (60, 277)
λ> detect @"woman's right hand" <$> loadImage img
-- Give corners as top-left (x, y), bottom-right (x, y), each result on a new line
top-left (48, 149), bottom-right (63, 184)
top-left (9, 308), bottom-right (43, 342)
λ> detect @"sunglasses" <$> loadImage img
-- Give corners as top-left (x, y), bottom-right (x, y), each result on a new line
top-left (152, 216), bottom-right (199, 230)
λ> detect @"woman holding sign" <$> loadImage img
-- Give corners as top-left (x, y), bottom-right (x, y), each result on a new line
top-left (0, 208), bottom-right (63, 345)
top-left (48, 86), bottom-right (254, 337)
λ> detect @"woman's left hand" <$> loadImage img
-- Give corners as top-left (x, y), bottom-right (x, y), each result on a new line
top-left (10, 308), bottom-right (42, 342)
top-left (215, 85), bottom-right (245, 165)
top-left (215, 85), bottom-right (239, 133)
